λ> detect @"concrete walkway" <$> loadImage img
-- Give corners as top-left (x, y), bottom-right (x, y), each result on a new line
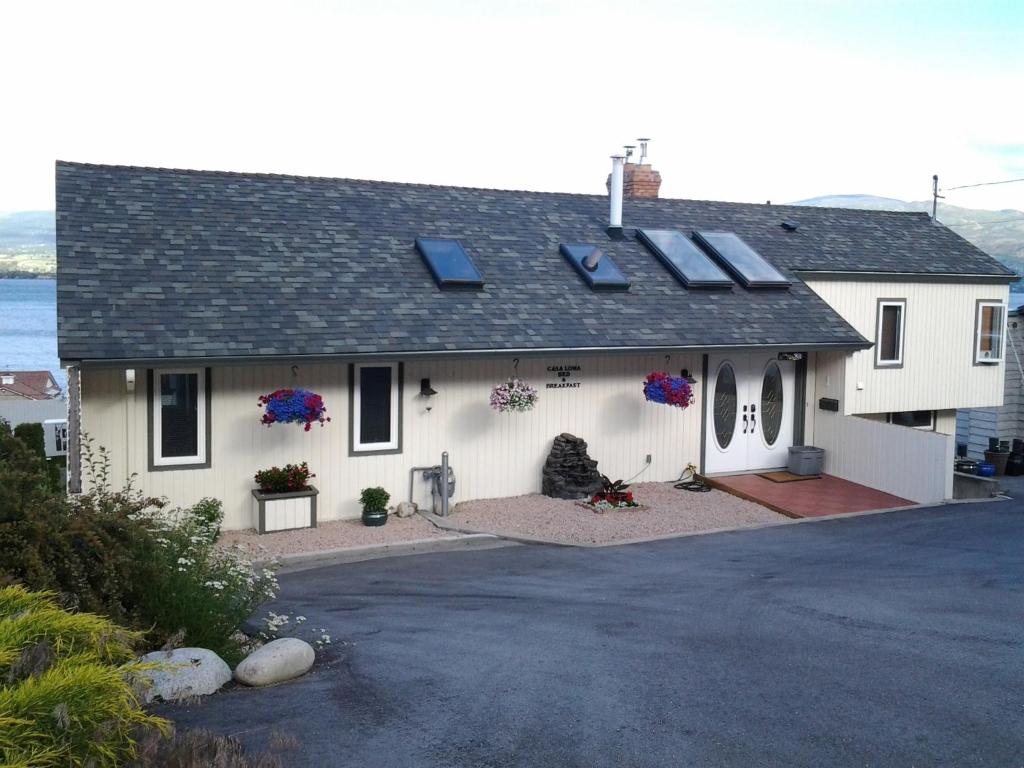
top-left (157, 501), bottom-right (1024, 767)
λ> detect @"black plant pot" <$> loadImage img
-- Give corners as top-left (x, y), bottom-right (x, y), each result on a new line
top-left (362, 508), bottom-right (388, 527)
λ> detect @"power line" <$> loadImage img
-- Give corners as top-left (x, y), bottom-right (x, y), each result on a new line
top-left (944, 177), bottom-right (1024, 192)
top-left (946, 217), bottom-right (1024, 227)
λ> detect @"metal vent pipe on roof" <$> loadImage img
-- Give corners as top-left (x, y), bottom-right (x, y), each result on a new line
top-left (609, 155), bottom-right (625, 230)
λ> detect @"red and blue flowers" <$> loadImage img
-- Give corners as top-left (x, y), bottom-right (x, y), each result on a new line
top-left (643, 372), bottom-right (694, 410)
top-left (258, 389), bottom-right (330, 431)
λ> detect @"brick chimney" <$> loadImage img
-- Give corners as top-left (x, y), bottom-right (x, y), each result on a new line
top-left (606, 161), bottom-right (662, 199)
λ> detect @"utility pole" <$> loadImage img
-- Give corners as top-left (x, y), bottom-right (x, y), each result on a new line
top-left (932, 174), bottom-right (945, 222)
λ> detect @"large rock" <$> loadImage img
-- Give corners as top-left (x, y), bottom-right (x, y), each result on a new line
top-left (137, 647), bottom-right (232, 703)
top-left (234, 638), bottom-right (315, 687)
top-left (394, 501), bottom-right (418, 518)
top-left (541, 433), bottom-right (603, 499)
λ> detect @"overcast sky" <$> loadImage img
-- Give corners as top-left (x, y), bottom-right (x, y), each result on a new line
top-left (2, 0), bottom-right (1022, 212)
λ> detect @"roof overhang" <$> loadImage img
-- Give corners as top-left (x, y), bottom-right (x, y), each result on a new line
top-left (63, 339), bottom-right (872, 370)
top-left (796, 270), bottom-right (1017, 284)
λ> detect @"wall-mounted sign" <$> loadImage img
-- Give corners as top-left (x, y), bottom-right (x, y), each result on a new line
top-left (546, 364), bottom-right (581, 389)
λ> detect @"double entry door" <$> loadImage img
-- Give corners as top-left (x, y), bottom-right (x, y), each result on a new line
top-left (705, 352), bottom-right (796, 474)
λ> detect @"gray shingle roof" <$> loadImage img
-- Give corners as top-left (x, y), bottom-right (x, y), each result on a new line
top-left (55, 162), bottom-right (1010, 363)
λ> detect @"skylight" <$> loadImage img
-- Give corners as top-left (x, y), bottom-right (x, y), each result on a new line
top-left (636, 229), bottom-right (733, 289)
top-left (692, 231), bottom-right (791, 288)
top-left (560, 244), bottom-right (630, 291)
top-left (415, 238), bottom-right (484, 289)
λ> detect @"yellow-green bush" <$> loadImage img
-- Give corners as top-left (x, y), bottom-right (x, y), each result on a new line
top-left (0, 586), bottom-right (169, 768)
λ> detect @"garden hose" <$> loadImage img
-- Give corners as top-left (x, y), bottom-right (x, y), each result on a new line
top-left (671, 467), bottom-right (713, 493)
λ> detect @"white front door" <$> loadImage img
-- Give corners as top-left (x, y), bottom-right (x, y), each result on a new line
top-left (705, 352), bottom-right (796, 474)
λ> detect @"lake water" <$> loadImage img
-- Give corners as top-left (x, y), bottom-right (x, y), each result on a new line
top-left (0, 278), bottom-right (66, 394)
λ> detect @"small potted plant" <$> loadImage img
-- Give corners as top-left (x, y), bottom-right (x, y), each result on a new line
top-left (360, 487), bottom-right (390, 527)
top-left (251, 462), bottom-right (318, 533)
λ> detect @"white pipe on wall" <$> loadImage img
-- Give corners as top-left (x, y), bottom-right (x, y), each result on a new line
top-left (609, 155), bottom-right (625, 229)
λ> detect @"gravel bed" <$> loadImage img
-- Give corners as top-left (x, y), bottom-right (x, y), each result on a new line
top-left (449, 482), bottom-right (784, 545)
top-left (218, 515), bottom-right (461, 558)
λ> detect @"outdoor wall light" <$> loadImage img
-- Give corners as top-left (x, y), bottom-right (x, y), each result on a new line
top-left (419, 378), bottom-right (438, 398)
top-left (680, 369), bottom-right (697, 384)
top-left (125, 368), bottom-right (136, 394)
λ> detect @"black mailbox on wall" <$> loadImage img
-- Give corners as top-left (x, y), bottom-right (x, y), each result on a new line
top-left (818, 397), bottom-right (840, 412)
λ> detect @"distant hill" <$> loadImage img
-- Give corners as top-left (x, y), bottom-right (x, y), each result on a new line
top-left (0, 211), bottom-right (55, 278)
top-left (794, 195), bottom-right (1024, 281)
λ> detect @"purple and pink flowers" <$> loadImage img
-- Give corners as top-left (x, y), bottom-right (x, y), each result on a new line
top-left (490, 377), bottom-right (538, 413)
top-left (643, 372), bottom-right (694, 410)
top-left (258, 389), bottom-right (330, 431)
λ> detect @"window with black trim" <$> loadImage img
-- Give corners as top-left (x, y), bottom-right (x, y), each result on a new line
top-left (150, 369), bottom-right (209, 468)
top-left (351, 363), bottom-right (402, 454)
top-left (876, 299), bottom-right (906, 367)
top-left (887, 410), bottom-right (934, 430)
top-left (975, 301), bottom-right (1005, 364)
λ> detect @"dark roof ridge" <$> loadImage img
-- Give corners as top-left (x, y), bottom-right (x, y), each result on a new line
top-left (53, 160), bottom-right (928, 217)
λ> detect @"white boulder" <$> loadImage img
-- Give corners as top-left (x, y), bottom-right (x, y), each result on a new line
top-left (395, 501), bottom-right (418, 518)
top-left (234, 637), bottom-right (315, 687)
top-left (137, 647), bottom-right (232, 703)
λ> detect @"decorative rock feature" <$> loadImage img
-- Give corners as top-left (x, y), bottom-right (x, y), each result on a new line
top-left (395, 501), bottom-right (418, 518)
top-left (137, 647), bottom-right (232, 703)
top-left (234, 638), bottom-right (315, 687)
top-left (541, 433), bottom-right (603, 499)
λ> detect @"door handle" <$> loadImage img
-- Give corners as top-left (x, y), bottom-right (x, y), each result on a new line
top-left (742, 414), bottom-right (748, 434)
top-left (750, 403), bottom-right (757, 433)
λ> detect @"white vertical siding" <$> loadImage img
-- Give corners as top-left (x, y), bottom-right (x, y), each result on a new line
top-left (80, 353), bottom-right (702, 530)
top-left (804, 279), bottom-right (1007, 413)
top-left (956, 310), bottom-right (1024, 457)
top-left (814, 411), bottom-right (952, 503)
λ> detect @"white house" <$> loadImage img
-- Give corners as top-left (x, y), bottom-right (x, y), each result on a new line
top-left (55, 159), bottom-right (1013, 530)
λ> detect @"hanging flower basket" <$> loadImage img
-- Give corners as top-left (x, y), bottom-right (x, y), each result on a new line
top-left (643, 372), bottom-right (694, 409)
top-left (490, 377), bottom-right (538, 413)
top-left (258, 389), bottom-right (330, 431)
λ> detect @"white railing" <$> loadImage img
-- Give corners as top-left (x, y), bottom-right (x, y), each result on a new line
top-left (813, 412), bottom-right (953, 504)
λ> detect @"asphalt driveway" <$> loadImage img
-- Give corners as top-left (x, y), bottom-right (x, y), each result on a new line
top-left (159, 502), bottom-right (1024, 767)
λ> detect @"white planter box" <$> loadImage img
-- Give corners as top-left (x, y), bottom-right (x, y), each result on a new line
top-left (251, 486), bottom-right (318, 534)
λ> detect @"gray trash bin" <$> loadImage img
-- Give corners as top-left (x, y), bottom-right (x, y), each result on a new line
top-left (787, 446), bottom-right (824, 476)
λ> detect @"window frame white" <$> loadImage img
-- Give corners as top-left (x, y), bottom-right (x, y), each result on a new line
top-left (150, 368), bottom-right (208, 468)
top-left (974, 300), bottom-right (1006, 365)
top-left (875, 298), bottom-right (907, 368)
top-left (351, 362), bottom-right (402, 454)
top-left (886, 410), bottom-right (935, 431)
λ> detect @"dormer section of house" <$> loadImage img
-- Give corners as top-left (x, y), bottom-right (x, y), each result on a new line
top-left (55, 160), bottom-right (1014, 530)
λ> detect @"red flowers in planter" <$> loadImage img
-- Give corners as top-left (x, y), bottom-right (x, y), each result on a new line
top-left (254, 462), bottom-right (315, 493)
top-left (643, 372), bottom-right (694, 409)
top-left (258, 389), bottom-right (329, 431)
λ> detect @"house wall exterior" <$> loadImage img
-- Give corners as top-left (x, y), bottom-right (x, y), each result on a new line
top-left (955, 308), bottom-right (1024, 458)
top-left (804, 279), bottom-right (1008, 414)
top-left (79, 352), bottom-right (702, 531)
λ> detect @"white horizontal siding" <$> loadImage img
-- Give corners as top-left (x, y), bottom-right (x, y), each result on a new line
top-left (813, 411), bottom-right (952, 503)
top-left (804, 279), bottom-right (1007, 414)
top-left (80, 353), bottom-right (702, 531)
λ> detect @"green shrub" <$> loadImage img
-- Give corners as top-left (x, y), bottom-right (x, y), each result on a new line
top-left (359, 486), bottom-right (390, 513)
top-left (0, 586), bottom-right (169, 768)
top-left (135, 500), bottom-right (277, 665)
top-left (0, 431), bottom-right (278, 665)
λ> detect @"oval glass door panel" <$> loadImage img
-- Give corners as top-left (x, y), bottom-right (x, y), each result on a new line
top-left (714, 364), bottom-right (738, 449)
top-left (760, 362), bottom-right (784, 446)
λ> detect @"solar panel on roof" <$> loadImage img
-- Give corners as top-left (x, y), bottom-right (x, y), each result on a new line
top-left (636, 229), bottom-right (733, 289)
top-left (415, 238), bottom-right (484, 289)
top-left (560, 244), bottom-right (630, 291)
top-left (692, 231), bottom-right (791, 288)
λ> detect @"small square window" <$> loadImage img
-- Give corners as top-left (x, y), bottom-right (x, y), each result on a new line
top-left (887, 411), bottom-right (934, 430)
top-left (150, 368), bottom-right (209, 469)
top-left (875, 299), bottom-right (906, 367)
top-left (351, 363), bottom-right (402, 454)
top-left (975, 301), bottom-right (1006, 364)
